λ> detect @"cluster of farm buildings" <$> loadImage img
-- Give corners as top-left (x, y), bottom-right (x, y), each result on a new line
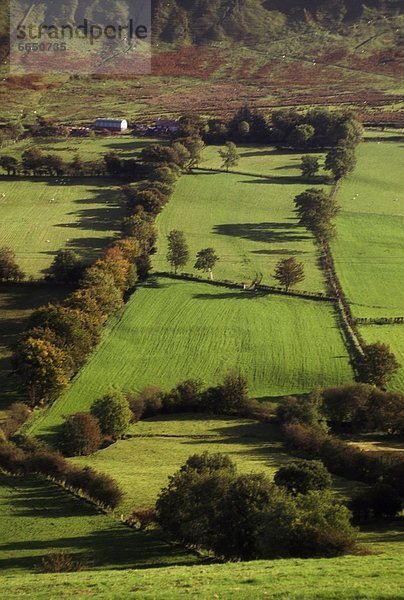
top-left (70, 118), bottom-right (180, 136)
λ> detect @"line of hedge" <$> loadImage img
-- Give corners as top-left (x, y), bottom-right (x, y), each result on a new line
top-left (282, 422), bottom-right (404, 495)
top-left (156, 272), bottom-right (336, 302)
top-left (0, 441), bottom-right (123, 509)
top-left (356, 316), bottom-right (404, 326)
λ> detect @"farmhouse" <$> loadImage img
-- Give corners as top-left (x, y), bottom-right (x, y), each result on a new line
top-left (155, 119), bottom-right (179, 134)
top-left (94, 118), bottom-right (128, 132)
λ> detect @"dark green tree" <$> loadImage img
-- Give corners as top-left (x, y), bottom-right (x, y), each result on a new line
top-left (166, 230), bottom-right (189, 274)
top-left (274, 257), bottom-right (305, 291)
top-left (91, 391), bottom-right (131, 439)
top-left (274, 460), bottom-right (332, 496)
top-left (360, 343), bottom-right (401, 388)
top-left (194, 248), bottom-right (219, 280)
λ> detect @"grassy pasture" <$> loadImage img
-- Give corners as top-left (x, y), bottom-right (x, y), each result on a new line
top-left (1, 134), bottom-right (158, 163)
top-left (154, 164), bottom-right (327, 292)
top-left (72, 416), bottom-right (290, 513)
top-left (2, 553), bottom-right (403, 599)
top-left (0, 473), bottom-right (194, 574)
top-left (29, 277), bottom-right (353, 441)
top-left (332, 142), bottom-right (404, 318)
top-left (201, 145), bottom-right (328, 179)
top-left (0, 177), bottom-right (124, 278)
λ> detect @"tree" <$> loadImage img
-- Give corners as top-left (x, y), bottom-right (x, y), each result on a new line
top-left (91, 391), bottom-right (131, 439)
top-left (47, 250), bottom-right (83, 286)
top-left (215, 371), bottom-right (250, 415)
top-left (325, 147), bottom-right (357, 180)
top-left (44, 154), bottom-right (65, 176)
top-left (276, 392), bottom-right (327, 430)
top-left (288, 124), bottom-right (315, 148)
top-left (219, 142), bottom-right (239, 171)
top-left (274, 257), bottom-right (305, 291)
top-left (0, 155), bottom-right (19, 175)
top-left (360, 343), bottom-right (400, 388)
top-left (166, 230), bottom-right (189, 274)
top-left (238, 121), bottom-right (250, 138)
top-left (300, 155), bottom-right (320, 178)
top-left (13, 337), bottom-right (71, 406)
top-left (274, 460), bottom-right (332, 496)
top-left (103, 151), bottom-right (122, 177)
top-left (181, 135), bottom-right (205, 171)
top-left (70, 153), bottom-right (85, 175)
top-left (294, 188), bottom-right (339, 241)
top-left (0, 247), bottom-right (25, 282)
top-left (194, 248), bottom-right (219, 280)
top-left (58, 412), bottom-right (102, 456)
top-left (22, 148), bottom-right (44, 174)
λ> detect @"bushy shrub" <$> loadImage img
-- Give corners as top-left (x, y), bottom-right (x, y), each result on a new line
top-left (37, 552), bottom-right (86, 573)
top-left (128, 507), bottom-right (157, 530)
top-left (58, 412), bottom-right (102, 456)
top-left (91, 391), bottom-right (131, 439)
top-left (274, 460), bottom-right (332, 496)
top-left (1, 402), bottom-right (30, 438)
top-left (133, 386), bottom-right (164, 417)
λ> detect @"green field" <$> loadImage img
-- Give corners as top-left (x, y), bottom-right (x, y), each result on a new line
top-left (0, 177), bottom-right (124, 278)
top-left (0, 473), bottom-right (194, 574)
top-left (154, 161), bottom-right (327, 292)
top-left (2, 554), bottom-right (403, 599)
top-left (29, 277), bottom-right (353, 441)
top-left (72, 416), bottom-right (290, 513)
top-left (360, 325), bottom-right (404, 392)
top-left (332, 142), bottom-right (404, 319)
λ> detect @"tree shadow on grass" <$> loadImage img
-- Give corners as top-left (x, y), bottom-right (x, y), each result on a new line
top-left (193, 291), bottom-right (269, 301)
top-left (251, 248), bottom-right (306, 256)
top-left (214, 222), bottom-right (310, 245)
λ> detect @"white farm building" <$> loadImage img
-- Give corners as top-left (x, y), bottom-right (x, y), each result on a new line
top-left (94, 118), bottom-right (128, 132)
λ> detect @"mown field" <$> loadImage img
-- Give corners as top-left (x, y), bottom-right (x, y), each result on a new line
top-left (0, 473), bottom-right (194, 574)
top-left (154, 160), bottom-right (327, 292)
top-left (30, 277), bottom-right (353, 441)
top-left (332, 142), bottom-right (404, 319)
top-left (0, 177), bottom-right (124, 278)
top-left (2, 554), bottom-right (404, 599)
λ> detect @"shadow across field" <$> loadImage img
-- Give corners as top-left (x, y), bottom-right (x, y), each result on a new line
top-left (214, 222), bottom-right (310, 245)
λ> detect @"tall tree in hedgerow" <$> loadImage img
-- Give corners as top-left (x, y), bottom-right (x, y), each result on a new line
top-left (58, 412), bottom-right (102, 456)
top-left (219, 142), bottom-right (240, 171)
top-left (300, 155), bottom-right (320, 179)
top-left (360, 343), bottom-right (400, 388)
top-left (274, 257), bottom-right (305, 292)
top-left (325, 146), bottom-right (357, 181)
top-left (0, 247), bottom-right (25, 282)
top-left (91, 391), bottom-right (131, 440)
top-left (194, 248), bottom-right (219, 280)
top-left (167, 230), bottom-right (189, 274)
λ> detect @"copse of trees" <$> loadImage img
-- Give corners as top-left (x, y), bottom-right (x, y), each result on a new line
top-left (350, 483), bottom-right (402, 521)
top-left (156, 452), bottom-right (357, 560)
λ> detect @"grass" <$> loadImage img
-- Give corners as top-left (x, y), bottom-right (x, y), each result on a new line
top-left (0, 177), bottom-right (124, 278)
top-left (1, 134), bottom-right (158, 163)
top-left (72, 415), bottom-right (291, 513)
top-left (154, 158), bottom-right (327, 292)
top-left (359, 325), bottom-right (404, 392)
top-left (0, 284), bottom-right (65, 418)
top-left (29, 277), bottom-right (353, 441)
top-left (0, 473), bottom-right (195, 574)
top-left (332, 142), bottom-right (404, 319)
top-left (2, 553), bottom-right (404, 599)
